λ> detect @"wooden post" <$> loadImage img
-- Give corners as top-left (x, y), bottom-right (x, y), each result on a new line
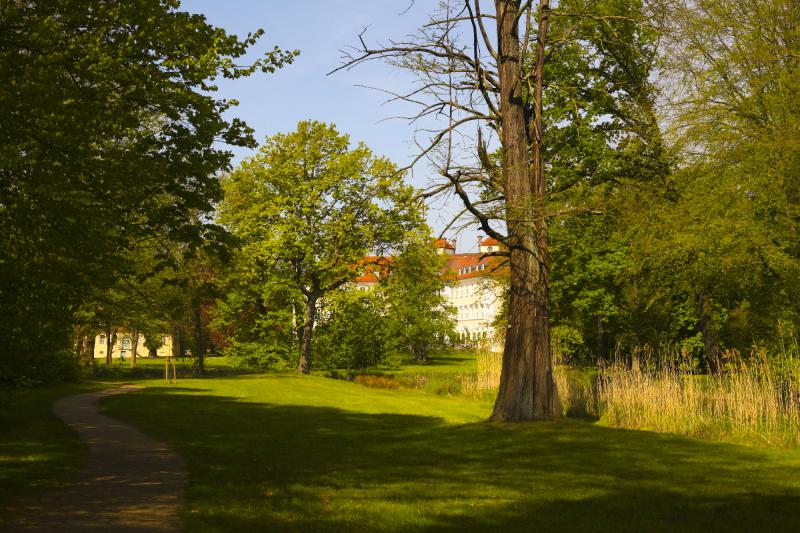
top-left (165, 356), bottom-right (177, 384)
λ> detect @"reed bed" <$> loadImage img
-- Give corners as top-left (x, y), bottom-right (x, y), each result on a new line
top-left (476, 337), bottom-right (799, 447)
top-left (598, 347), bottom-right (800, 448)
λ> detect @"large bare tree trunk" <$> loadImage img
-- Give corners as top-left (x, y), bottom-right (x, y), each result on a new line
top-left (696, 293), bottom-right (722, 374)
top-left (491, 0), bottom-right (559, 421)
top-left (297, 294), bottom-right (318, 374)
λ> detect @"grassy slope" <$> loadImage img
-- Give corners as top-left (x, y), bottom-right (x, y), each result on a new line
top-left (389, 349), bottom-right (478, 376)
top-left (103, 374), bottom-right (800, 532)
top-left (0, 382), bottom-right (104, 526)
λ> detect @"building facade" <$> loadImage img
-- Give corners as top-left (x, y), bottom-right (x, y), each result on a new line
top-left (436, 237), bottom-right (504, 342)
top-left (93, 332), bottom-right (175, 359)
top-left (354, 237), bottom-right (505, 343)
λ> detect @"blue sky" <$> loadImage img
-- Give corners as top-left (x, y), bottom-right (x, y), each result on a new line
top-left (183, 0), bottom-right (482, 251)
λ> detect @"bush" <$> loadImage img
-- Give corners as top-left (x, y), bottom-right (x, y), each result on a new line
top-left (224, 340), bottom-right (292, 370)
top-left (314, 289), bottom-right (389, 371)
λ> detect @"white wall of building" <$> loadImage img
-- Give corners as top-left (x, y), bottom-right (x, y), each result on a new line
top-left (93, 332), bottom-right (174, 359)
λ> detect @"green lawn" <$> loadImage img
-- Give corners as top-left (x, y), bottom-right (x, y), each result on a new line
top-left (389, 349), bottom-right (479, 376)
top-left (95, 355), bottom-right (238, 374)
top-left (0, 382), bottom-right (105, 527)
top-left (102, 373), bottom-right (800, 532)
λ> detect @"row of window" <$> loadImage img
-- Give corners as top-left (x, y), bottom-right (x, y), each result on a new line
top-left (97, 335), bottom-right (168, 347)
top-left (457, 308), bottom-right (494, 321)
top-left (449, 283), bottom-right (487, 298)
top-left (458, 263), bottom-right (489, 276)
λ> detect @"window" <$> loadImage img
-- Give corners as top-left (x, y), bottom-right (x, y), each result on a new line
top-left (99, 335), bottom-right (105, 345)
top-left (161, 335), bottom-right (167, 345)
top-left (122, 336), bottom-right (132, 349)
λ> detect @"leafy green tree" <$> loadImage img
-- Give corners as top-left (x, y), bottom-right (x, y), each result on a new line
top-left (219, 121), bottom-right (422, 373)
top-left (543, 0), bottom-right (669, 363)
top-left (623, 0), bottom-right (800, 370)
top-left (336, 0), bottom-right (666, 420)
top-left (0, 0), bottom-right (296, 384)
top-left (314, 288), bottom-right (390, 371)
top-left (211, 256), bottom-right (299, 369)
top-left (381, 235), bottom-right (456, 362)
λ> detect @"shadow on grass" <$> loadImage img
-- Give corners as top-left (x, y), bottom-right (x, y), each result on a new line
top-left (104, 387), bottom-right (800, 532)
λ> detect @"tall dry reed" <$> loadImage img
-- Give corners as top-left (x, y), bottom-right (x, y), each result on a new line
top-left (598, 346), bottom-right (800, 448)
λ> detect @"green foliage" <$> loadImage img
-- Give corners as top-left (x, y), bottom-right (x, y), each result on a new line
top-left (0, 0), bottom-right (295, 383)
top-left (314, 289), bottom-right (390, 371)
top-left (381, 235), bottom-right (456, 361)
top-left (217, 121), bottom-right (423, 371)
top-left (617, 0), bottom-right (800, 363)
top-left (224, 340), bottom-right (293, 370)
top-left (212, 272), bottom-right (299, 369)
top-left (543, 0), bottom-right (800, 368)
top-left (544, 0), bottom-right (669, 360)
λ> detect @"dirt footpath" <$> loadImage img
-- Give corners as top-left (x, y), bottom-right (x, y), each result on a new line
top-left (9, 385), bottom-right (186, 532)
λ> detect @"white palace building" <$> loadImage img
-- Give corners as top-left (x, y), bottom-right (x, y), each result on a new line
top-left (355, 236), bottom-right (505, 343)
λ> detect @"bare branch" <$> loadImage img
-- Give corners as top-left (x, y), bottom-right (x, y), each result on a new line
top-left (468, 0), bottom-right (498, 60)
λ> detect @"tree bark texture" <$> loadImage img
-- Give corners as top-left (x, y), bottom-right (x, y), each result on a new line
top-left (491, 0), bottom-right (559, 421)
top-left (104, 323), bottom-right (114, 366)
top-left (595, 315), bottom-right (605, 359)
top-left (696, 293), bottom-right (722, 374)
top-left (298, 294), bottom-right (318, 374)
top-left (192, 295), bottom-right (205, 373)
top-left (131, 329), bottom-right (138, 368)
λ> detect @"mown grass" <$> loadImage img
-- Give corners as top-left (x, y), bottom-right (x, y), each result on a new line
top-left (0, 381), bottom-right (105, 527)
top-left (103, 373), bottom-right (800, 532)
top-left (343, 350), bottom-right (492, 399)
top-left (90, 354), bottom-right (256, 380)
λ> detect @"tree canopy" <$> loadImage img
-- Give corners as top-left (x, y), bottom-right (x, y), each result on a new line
top-left (0, 0), bottom-right (296, 383)
top-left (218, 121), bottom-right (423, 373)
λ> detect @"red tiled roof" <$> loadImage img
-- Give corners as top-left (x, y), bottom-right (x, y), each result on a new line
top-left (354, 256), bottom-right (391, 283)
top-left (445, 253), bottom-right (504, 280)
top-left (434, 238), bottom-right (456, 250)
top-left (354, 241), bottom-right (507, 285)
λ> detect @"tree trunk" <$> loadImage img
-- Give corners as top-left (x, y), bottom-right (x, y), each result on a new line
top-left (86, 335), bottom-right (96, 368)
top-left (595, 315), bottom-right (605, 359)
top-left (491, 0), bottom-right (559, 421)
top-left (297, 294), bottom-right (318, 374)
top-left (172, 329), bottom-right (181, 358)
top-left (192, 295), bottom-right (205, 374)
top-left (104, 323), bottom-right (113, 366)
top-left (131, 329), bottom-right (138, 368)
top-left (696, 293), bottom-right (722, 374)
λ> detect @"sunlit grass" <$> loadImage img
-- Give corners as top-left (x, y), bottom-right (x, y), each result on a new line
top-left (103, 373), bottom-right (800, 531)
